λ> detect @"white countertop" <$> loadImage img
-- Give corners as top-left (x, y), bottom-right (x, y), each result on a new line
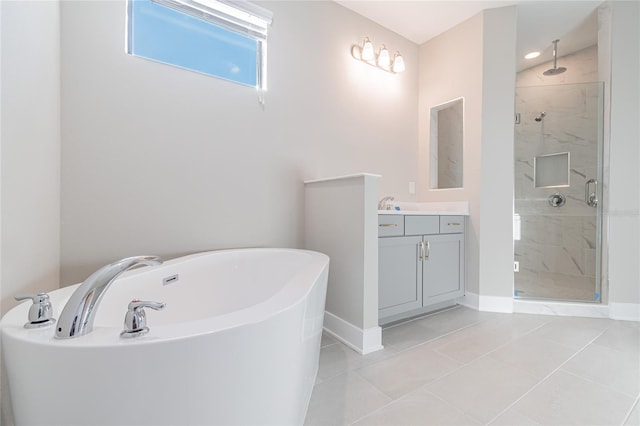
top-left (378, 201), bottom-right (469, 216)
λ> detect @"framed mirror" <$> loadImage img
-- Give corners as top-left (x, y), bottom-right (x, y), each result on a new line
top-left (429, 97), bottom-right (464, 189)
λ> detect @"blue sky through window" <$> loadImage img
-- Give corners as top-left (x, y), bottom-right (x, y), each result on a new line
top-left (129, 0), bottom-right (258, 87)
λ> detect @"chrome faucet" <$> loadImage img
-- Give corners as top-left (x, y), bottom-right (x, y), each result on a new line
top-left (378, 196), bottom-right (395, 210)
top-left (55, 255), bottom-right (162, 339)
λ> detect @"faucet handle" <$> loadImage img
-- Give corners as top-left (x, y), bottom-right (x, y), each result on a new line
top-left (128, 300), bottom-right (166, 312)
top-left (120, 299), bottom-right (165, 338)
top-left (14, 293), bottom-right (56, 329)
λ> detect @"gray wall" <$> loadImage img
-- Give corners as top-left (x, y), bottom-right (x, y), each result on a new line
top-left (60, 0), bottom-right (419, 284)
top-left (607, 0), bottom-right (640, 313)
top-left (0, 1), bottom-right (61, 423)
top-left (418, 6), bottom-right (517, 307)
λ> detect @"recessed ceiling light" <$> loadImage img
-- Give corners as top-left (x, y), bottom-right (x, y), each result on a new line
top-left (525, 51), bottom-right (541, 59)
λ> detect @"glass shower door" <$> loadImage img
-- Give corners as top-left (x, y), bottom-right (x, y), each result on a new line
top-left (514, 82), bottom-right (603, 302)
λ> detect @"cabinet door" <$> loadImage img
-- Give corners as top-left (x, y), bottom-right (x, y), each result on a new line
top-left (423, 234), bottom-right (464, 306)
top-left (378, 236), bottom-right (423, 319)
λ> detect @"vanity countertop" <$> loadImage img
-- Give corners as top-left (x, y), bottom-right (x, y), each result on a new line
top-left (378, 201), bottom-right (469, 216)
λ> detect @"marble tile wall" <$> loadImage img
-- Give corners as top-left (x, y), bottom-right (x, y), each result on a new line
top-left (514, 46), bottom-right (602, 301)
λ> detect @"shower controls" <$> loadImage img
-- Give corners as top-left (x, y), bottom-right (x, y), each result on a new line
top-left (548, 192), bottom-right (566, 207)
top-left (585, 179), bottom-right (598, 207)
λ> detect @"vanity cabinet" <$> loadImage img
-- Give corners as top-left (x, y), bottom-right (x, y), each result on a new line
top-left (378, 214), bottom-right (465, 324)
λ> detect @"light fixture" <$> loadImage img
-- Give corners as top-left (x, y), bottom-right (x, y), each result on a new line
top-left (361, 37), bottom-right (374, 61)
top-left (392, 52), bottom-right (405, 73)
top-left (524, 51), bottom-right (540, 59)
top-left (377, 45), bottom-right (390, 69)
top-left (351, 37), bottom-right (405, 74)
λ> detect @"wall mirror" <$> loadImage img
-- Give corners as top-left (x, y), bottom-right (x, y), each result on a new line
top-left (429, 97), bottom-right (464, 189)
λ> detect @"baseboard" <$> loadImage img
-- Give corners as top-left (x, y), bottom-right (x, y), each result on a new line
top-left (323, 311), bottom-right (383, 355)
top-left (609, 303), bottom-right (640, 322)
top-left (458, 292), bottom-right (513, 313)
top-left (457, 292), bottom-right (479, 310)
top-left (445, 293), bottom-right (637, 322)
top-left (513, 299), bottom-right (610, 318)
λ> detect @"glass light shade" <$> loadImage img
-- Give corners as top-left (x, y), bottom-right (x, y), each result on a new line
top-left (377, 46), bottom-right (390, 69)
top-left (392, 52), bottom-right (405, 73)
top-left (362, 38), bottom-right (374, 61)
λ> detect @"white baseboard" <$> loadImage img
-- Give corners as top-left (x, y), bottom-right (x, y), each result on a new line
top-left (461, 292), bottom-right (513, 313)
top-left (323, 311), bottom-right (383, 355)
top-left (457, 292), bottom-right (479, 310)
top-left (513, 299), bottom-right (610, 318)
top-left (609, 303), bottom-right (640, 322)
top-left (447, 293), bottom-right (637, 322)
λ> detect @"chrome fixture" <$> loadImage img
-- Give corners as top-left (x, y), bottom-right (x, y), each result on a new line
top-left (548, 192), bottom-right (566, 207)
top-left (120, 300), bottom-right (166, 338)
top-left (55, 256), bottom-right (162, 339)
top-left (14, 293), bottom-right (56, 329)
top-left (543, 39), bottom-right (567, 76)
top-left (535, 111), bottom-right (546, 122)
top-left (351, 37), bottom-right (405, 74)
top-left (585, 178), bottom-right (598, 207)
top-left (378, 196), bottom-right (395, 210)
top-left (418, 240), bottom-right (430, 261)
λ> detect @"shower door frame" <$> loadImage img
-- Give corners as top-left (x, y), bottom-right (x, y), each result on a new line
top-left (513, 82), bottom-right (604, 304)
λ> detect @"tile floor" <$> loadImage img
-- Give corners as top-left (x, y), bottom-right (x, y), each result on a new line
top-left (304, 306), bottom-right (640, 426)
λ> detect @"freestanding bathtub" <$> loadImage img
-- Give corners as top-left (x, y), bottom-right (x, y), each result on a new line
top-left (1, 248), bottom-right (329, 425)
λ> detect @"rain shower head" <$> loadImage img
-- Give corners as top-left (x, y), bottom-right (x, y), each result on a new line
top-left (543, 66), bottom-right (567, 76)
top-left (543, 39), bottom-right (567, 76)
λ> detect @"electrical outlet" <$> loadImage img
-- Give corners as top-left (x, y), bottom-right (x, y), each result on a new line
top-left (409, 181), bottom-right (416, 195)
top-left (514, 261), bottom-right (519, 272)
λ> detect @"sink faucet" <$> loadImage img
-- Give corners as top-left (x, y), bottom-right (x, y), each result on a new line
top-left (378, 196), bottom-right (395, 210)
top-left (55, 255), bottom-right (162, 339)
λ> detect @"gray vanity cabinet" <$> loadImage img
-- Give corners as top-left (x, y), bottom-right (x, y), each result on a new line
top-left (378, 236), bottom-right (423, 318)
top-left (378, 214), bottom-right (465, 324)
top-left (422, 233), bottom-right (464, 306)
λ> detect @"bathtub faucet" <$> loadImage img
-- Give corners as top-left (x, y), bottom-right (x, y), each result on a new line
top-left (55, 255), bottom-right (163, 339)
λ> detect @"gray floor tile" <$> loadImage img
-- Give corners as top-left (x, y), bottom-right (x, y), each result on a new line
top-left (308, 307), bottom-right (638, 426)
top-left (561, 342), bottom-right (640, 398)
top-left (321, 331), bottom-right (338, 348)
top-left (513, 370), bottom-right (634, 425)
top-left (593, 320), bottom-right (640, 354)
top-left (528, 316), bottom-right (610, 349)
top-left (489, 407), bottom-right (541, 425)
top-left (489, 334), bottom-right (576, 378)
top-left (356, 342), bottom-right (462, 399)
top-left (304, 372), bottom-right (392, 426)
top-left (425, 356), bottom-right (540, 424)
top-left (352, 388), bottom-right (480, 426)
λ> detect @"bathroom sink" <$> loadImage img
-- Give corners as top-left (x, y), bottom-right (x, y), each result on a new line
top-left (379, 201), bottom-right (469, 215)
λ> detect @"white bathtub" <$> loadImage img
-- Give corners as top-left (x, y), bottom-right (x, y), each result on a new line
top-left (1, 248), bottom-right (329, 425)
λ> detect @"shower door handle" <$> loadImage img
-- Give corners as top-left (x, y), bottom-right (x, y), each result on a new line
top-left (585, 179), bottom-right (598, 207)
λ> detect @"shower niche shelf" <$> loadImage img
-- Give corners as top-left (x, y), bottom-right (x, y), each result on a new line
top-left (534, 152), bottom-right (570, 188)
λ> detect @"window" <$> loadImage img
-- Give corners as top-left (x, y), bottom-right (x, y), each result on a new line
top-left (127, 0), bottom-right (272, 91)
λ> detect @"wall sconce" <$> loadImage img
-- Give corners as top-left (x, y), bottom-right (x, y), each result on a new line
top-left (351, 37), bottom-right (405, 74)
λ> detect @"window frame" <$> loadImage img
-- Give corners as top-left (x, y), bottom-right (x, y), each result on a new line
top-left (126, 0), bottom-right (272, 91)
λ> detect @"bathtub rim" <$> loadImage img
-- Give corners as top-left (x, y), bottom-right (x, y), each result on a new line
top-left (1, 248), bottom-right (330, 348)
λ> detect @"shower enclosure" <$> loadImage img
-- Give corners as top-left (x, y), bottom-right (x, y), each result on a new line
top-left (514, 82), bottom-right (603, 302)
